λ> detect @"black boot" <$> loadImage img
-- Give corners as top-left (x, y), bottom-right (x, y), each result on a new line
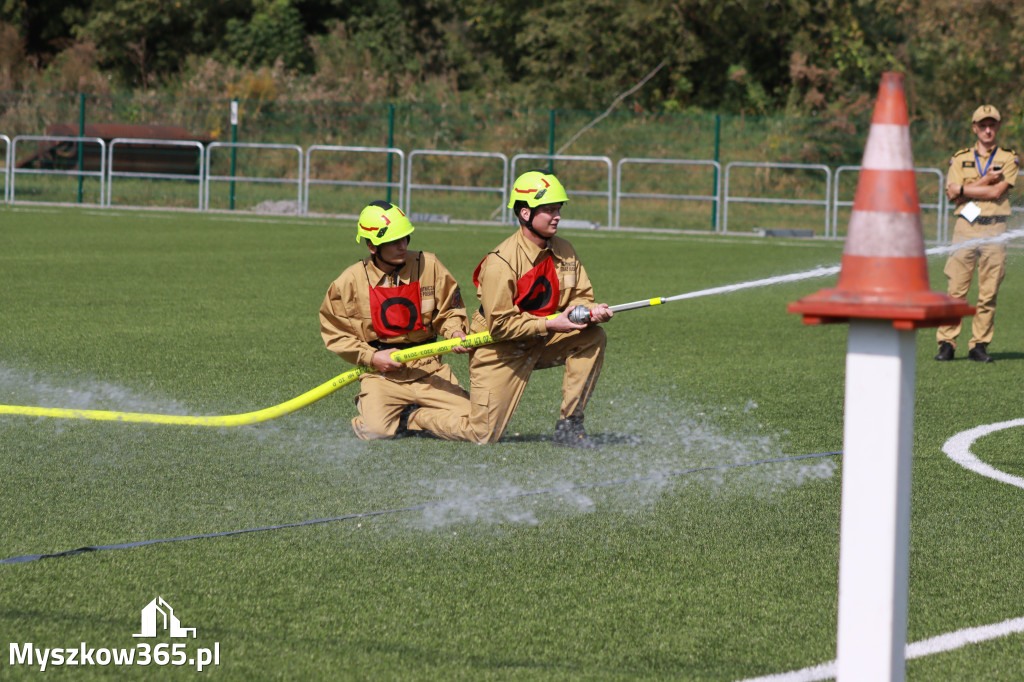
top-left (968, 343), bottom-right (994, 363)
top-left (934, 341), bottom-right (955, 361)
top-left (552, 415), bottom-right (600, 449)
top-left (395, 404), bottom-right (419, 437)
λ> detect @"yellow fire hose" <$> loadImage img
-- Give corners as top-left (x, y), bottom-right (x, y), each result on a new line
top-left (0, 331), bottom-right (497, 427)
top-left (0, 301), bottom-right (648, 428)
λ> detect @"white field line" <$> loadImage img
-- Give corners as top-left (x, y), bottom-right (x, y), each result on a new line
top-left (740, 418), bottom-right (1024, 681)
top-left (739, 617), bottom-right (1024, 682)
top-left (942, 418), bottom-right (1024, 490)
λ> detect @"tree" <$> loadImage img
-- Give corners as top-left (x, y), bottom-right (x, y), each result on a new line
top-left (0, 20), bottom-right (24, 89)
top-left (0, 0), bottom-right (90, 65)
top-left (223, 0), bottom-right (311, 71)
top-left (500, 0), bottom-right (692, 111)
top-left (901, 0), bottom-right (1024, 122)
top-left (73, 0), bottom-right (250, 87)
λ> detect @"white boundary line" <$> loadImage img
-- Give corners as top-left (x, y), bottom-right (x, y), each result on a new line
top-left (739, 616), bottom-right (1024, 682)
top-left (942, 418), bottom-right (1024, 490)
top-left (739, 418), bottom-right (1024, 681)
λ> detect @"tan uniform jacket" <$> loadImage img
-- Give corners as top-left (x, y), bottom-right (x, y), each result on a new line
top-left (319, 251), bottom-right (467, 383)
top-left (947, 146), bottom-right (1018, 218)
top-left (938, 146), bottom-right (1017, 349)
top-left (471, 230), bottom-right (595, 338)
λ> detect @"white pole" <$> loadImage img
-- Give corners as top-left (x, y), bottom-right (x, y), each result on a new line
top-left (836, 319), bottom-right (914, 681)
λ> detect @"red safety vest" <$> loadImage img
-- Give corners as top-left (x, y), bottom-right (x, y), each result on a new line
top-left (474, 255), bottom-right (560, 317)
top-left (368, 281), bottom-right (427, 338)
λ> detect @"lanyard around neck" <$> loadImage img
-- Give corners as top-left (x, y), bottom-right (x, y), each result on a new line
top-left (975, 147), bottom-right (997, 176)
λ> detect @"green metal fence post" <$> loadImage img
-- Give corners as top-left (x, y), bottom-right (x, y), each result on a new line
top-left (712, 114), bottom-right (721, 230)
top-left (230, 100), bottom-right (239, 211)
top-left (386, 103), bottom-right (395, 203)
top-left (548, 109), bottom-right (556, 171)
top-left (77, 93), bottom-right (85, 204)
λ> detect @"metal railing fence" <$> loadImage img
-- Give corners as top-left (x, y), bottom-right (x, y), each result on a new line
top-left (2, 132), bottom-right (963, 242)
top-left (723, 162), bottom-right (832, 236)
top-left (405, 150), bottom-right (508, 221)
top-left (833, 166), bottom-right (947, 242)
top-left (1, 134), bottom-right (9, 203)
top-left (304, 145), bottom-right (404, 216)
top-left (509, 154), bottom-right (613, 228)
top-left (10, 135), bottom-right (107, 205)
top-left (615, 158), bottom-right (722, 232)
top-left (204, 142), bottom-right (303, 212)
top-left (106, 138), bottom-right (206, 210)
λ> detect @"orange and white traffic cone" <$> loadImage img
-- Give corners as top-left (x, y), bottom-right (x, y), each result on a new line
top-left (788, 71), bottom-right (974, 329)
top-left (789, 72), bottom-right (975, 682)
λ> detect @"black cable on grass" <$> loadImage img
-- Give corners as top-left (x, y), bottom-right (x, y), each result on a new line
top-left (2, 451), bottom-right (841, 565)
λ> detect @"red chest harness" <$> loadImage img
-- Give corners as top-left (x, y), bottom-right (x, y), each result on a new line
top-left (365, 257), bottom-right (427, 338)
top-left (473, 253), bottom-right (560, 317)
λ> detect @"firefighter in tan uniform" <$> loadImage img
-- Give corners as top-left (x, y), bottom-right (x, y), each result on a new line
top-left (936, 105), bottom-right (1018, 363)
top-left (465, 171), bottom-right (613, 447)
top-left (319, 201), bottom-right (471, 439)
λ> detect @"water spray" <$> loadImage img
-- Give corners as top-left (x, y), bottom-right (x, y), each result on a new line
top-left (568, 226), bottom-right (1024, 323)
top-left (3, 228), bottom-right (1022, 427)
top-left (569, 265), bottom-right (844, 323)
top-left (0, 267), bottom-right (834, 426)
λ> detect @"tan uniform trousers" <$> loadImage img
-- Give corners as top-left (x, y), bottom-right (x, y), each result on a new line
top-left (352, 365), bottom-right (469, 440)
top-left (414, 325), bottom-right (606, 443)
top-left (936, 218), bottom-right (1007, 349)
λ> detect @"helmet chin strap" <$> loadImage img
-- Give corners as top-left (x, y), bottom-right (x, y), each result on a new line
top-left (521, 207), bottom-right (547, 241)
top-left (372, 250), bottom-right (397, 269)
top-left (371, 247), bottom-right (406, 275)
top-left (369, 235), bottom-right (410, 271)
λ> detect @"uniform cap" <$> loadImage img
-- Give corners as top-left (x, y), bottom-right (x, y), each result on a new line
top-left (972, 105), bottom-right (1001, 123)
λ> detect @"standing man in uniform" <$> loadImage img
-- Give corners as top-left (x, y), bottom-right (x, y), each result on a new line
top-left (462, 170), bottom-right (613, 447)
top-left (319, 201), bottom-right (471, 439)
top-left (936, 105), bottom-right (1018, 363)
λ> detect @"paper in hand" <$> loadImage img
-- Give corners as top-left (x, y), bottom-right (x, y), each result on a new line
top-left (961, 201), bottom-right (981, 223)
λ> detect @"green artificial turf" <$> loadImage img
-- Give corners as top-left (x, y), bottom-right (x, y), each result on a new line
top-left (2, 205), bottom-right (1023, 679)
